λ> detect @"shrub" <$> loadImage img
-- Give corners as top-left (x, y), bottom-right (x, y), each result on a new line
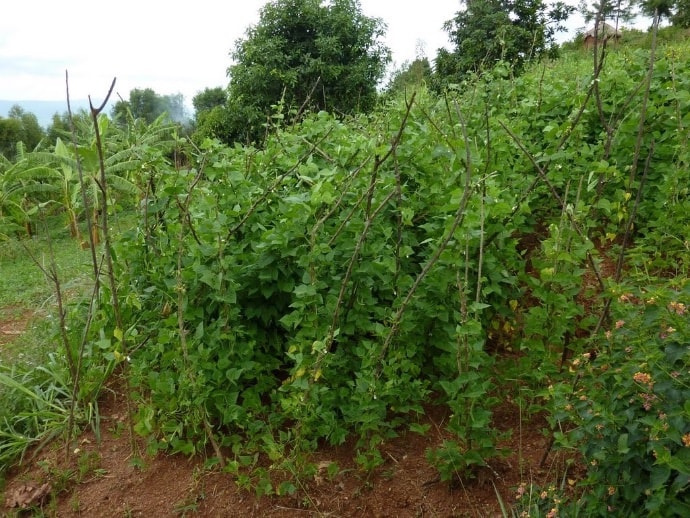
top-left (551, 281), bottom-right (690, 516)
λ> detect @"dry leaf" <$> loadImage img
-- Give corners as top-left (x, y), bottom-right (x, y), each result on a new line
top-left (5, 482), bottom-right (52, 509)
top-left (313, 460), bottom-right (334, 486)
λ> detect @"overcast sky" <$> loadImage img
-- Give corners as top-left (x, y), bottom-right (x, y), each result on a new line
top-left (0, 1), bottom-right (641, 107)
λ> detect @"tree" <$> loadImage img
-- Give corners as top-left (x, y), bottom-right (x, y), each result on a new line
top-left (192, 87), bottom-right (227, 117)
top-left (46, 112), bottom-right (71, 144)
top-left (670, 0), bottom-right (690, 25)
top-left (640, 0), bottom-right (682, 18)
top-left (386, 58), bottom-right (433, 95)
top-left (385, 41), bottom-right (433, 96)
top-left (191, 87), bottom-right (230, 142)
top-left (579, 0), bottom-right (636, 24)
top-left (0, 106), bottom-right (45, 159)
top-left (112, 88), bottom-right (187, 125)
top-left (0, 118), bottom-right (22, 159)
top-left (192, 106), bottom-right (237, 145)
top-left (435, 0), bottom-right (573, 85)
top-left (224, 0), bottom-right (390, 144)
top-left (581, 0), bottom-right (686, 30)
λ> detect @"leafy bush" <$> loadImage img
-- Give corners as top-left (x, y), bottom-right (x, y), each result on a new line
top-left (550, 281), bottom-right (690, 516)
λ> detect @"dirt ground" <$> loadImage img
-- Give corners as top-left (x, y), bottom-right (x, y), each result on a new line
top-left (1, 310), bottom-right (571, 518)
top-left (0, 307), bottom-right (34, 347)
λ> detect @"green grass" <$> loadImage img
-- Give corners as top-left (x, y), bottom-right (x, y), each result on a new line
top-left (0, 224), bottom-right (92, 310)
top-left (0, 216), bottom-right (97, 484)
top-left (0, 214), bottom-right (94, 368)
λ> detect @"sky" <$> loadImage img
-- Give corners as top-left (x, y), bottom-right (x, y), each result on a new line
top-left (0, 1), bottom-right (646, 109)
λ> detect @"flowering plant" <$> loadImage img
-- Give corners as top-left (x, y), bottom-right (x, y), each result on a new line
top-left (550, 281), bottom-right (690, 516)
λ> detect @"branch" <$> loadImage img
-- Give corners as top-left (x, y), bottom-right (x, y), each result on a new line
top-left (66, 70), bottom-right (100, 291)
top-left (324, 94), bottom-right (417, 352)
top-left (228, 128), bottom-right (334, 238)
top-left (498, 120), bottom-right (605, 291)
top-left (377, 101), bottom-right (475, 368)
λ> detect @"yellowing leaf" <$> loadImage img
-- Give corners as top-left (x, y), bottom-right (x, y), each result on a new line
top-left (540, 267), bottom-right (555, 279)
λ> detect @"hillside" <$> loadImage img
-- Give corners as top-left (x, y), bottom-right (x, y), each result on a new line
top-left (2, 29), bottom-right (690, 517)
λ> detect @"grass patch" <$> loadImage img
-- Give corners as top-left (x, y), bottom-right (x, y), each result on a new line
top-left (0, 226), bottom-right (92, 310)
top-left (0, 223), bottom-right (94, 483)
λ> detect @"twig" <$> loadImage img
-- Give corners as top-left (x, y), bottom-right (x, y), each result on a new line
top-left (377, 102), bottom-right (475, 368)
top-left (293, 76), bottom-right (322, 123)
top-left (498, 120), bottom-right (605, 292)
top-left (322, 94), bottom-right (417, 354)
top-left (88, 78), bottom-right (120, 330)
top-left (311, 156), bottom-right (371, 243)
top-left (326, 188), bottom-right (397, 350)
top-left (88, 77), bottom-right (140, 456)
top-left (228, 128), bottom-right (333, 238)
top-left (21, 211), bottom-right (86, 458)
top-left (66, 71), bottom-right (99, 291)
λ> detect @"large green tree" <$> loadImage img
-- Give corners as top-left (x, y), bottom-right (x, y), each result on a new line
top-left (435, 0), bottom-right (573, 85)
top-left (0, 106), bottom-right (45, 158)
top-left (192, 87), bottom-right (231, 143)
top-left (221, 0), bottom-right (390, 144)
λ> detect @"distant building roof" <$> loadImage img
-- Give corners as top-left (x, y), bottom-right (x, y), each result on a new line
top-left (584, 22), bottom-right (622, 39)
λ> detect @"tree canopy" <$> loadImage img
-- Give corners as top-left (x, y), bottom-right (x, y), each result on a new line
top-left (384, 42), bottom-right (433, 96)
top-left (218, 0), bottom-right (390, 144)
top-left (0, 105), bottom-right (45, 159)
top-left (434, 0), bottom-right (573, 85)
top-left (579, 0), bottom-right (636, 24)
top-left (580, 0), bottom-right (688, 27)
top-left (385, 57), bottom-right (433, 96)
top-left (638, 0), bottom-right (689, 20)
top-left (112, 88), bottom-right (187, 125)
top-left (192, 87), bottom-right (227, 117)
top-left (671, 0), bottom-right (690, 25)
